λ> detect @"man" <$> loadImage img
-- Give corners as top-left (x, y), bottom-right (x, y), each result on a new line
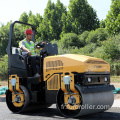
top-left (19, 29), bottom-right (40, 77)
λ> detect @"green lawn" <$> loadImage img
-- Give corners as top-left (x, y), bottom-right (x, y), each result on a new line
top-left (111, 76), bottom-right (120, 82)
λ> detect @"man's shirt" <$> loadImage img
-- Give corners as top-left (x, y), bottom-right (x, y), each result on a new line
top-left (19, 39), bottom-right (35, 57)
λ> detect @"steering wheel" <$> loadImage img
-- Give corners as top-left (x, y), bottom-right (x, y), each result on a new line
top-left (36, 42), bottom-right (47, 49)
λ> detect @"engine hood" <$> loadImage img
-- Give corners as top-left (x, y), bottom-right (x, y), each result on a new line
top-left (43, 54), bottom-right (110, 81)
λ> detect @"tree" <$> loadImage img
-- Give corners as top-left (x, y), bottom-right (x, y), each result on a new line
top-left (28, 13), bottom-right (43, 41)
top-left (100, 20), bottom-right (105, 28)
top-left (37, 19), bottom-right (51, 42)
top-left (105, 0), bottom-right (120, 35)
top-left (19, 12), bottom-right (28, 23)
top-left (37, 0), bottom-right (67, 41)
top-left (66, 0), bottom-right (99, 34)
top-left (0, 22), bottom-right (25, 57)
top-left (19, 11), bottom-right (30, 30)
top-left (0, 22), bottom-right (11, 56)
top-left (61, 13), bottom-right (72, 36)
top-left (28, 13), bottom-right (42, 29)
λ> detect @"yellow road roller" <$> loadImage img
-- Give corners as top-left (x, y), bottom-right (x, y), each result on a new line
top-left (6, 21), bottom-right (115, 117)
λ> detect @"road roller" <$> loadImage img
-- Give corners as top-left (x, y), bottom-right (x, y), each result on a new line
top-left (6, 21), bottom-right (115, 117)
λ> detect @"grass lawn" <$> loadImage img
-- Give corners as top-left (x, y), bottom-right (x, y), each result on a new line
top-left (111, 76), bottom-right (120, 83)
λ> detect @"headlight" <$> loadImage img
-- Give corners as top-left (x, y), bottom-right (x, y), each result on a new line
top-left (11, 78), bottom-right (16, 86)
top-left (88, 77), bottom-right (92, 83)
top-left (105, 77), bottom-right (108, 82)
top-left (63, 76), bottom-right (71, 85)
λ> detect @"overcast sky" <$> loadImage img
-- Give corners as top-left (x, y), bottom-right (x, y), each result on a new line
top-left (0, 0), bottom-right (111, 26)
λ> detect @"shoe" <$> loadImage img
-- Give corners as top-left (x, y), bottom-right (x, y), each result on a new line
top-left (34, 73), bottom-right (40, 77)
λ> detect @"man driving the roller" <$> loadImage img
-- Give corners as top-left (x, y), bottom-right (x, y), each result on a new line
top-left (19, 29), bottom-right (40, 77)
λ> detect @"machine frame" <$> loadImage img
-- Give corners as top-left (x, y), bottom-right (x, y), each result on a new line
top-left (6, 21), bottom-right (115, 117)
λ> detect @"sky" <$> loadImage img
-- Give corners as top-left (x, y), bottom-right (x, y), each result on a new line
top-left (0, 0), bottom-right (111, 26)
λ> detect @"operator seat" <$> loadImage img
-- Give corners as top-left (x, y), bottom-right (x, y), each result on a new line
top-left (12, 47), bottom-right (21, 54)
top-left (12, 47), bottom-right (35, 77)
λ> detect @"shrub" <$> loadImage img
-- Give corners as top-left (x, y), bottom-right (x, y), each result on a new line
top-left (57, 41), bottom-right (71, 54)
top-left (102, 39), bottom-right (120, 60)
top-left (91, 46), bottom-right (105, 59)
top-left (79, 31), bottom-right (89, 47)
top-left (111, 34), bottom-right (120, 50)
top-left (70, 47), bottom-right (80, 54)
top-left (0, 55), bottom-right (8, 77)
top-left (60, 33), bottom-right (80, 48)
top-left (79, 43), bottom-right (97, 55)
top-left (86, 28), bottom-right (108, 46)
top-left (110, 60), bottom-right (120, 75)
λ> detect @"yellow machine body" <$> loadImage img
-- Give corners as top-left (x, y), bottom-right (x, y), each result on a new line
top-left (9, 75), bottom-right (24, 107)
top-left (43, 54), bottom-right (110, 111)
top-left (44, 54), bottom-right (110, 82)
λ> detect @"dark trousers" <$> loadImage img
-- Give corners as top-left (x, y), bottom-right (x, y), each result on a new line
top-left (28, 55), bottom-right (40, 75)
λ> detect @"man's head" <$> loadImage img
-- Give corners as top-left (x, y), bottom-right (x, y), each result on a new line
top-left (24, 29), bottom-right (33, 40)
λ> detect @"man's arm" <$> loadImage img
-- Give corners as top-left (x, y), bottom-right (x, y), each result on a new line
top-left (20, 41), bottom-right (31, 56)
top-left (21, 46), bottom-right (31, 56)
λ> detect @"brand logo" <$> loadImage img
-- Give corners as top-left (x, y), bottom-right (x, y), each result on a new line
top-left (94, 65), bottom-right (102, 68)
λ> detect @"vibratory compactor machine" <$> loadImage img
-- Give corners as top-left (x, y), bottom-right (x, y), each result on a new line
top-left (6, 21), bottom-right (115, 117)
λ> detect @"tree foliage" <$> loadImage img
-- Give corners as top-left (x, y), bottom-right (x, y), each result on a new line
top-left (60, 13), bottom-right (72, 36)
top-left (0, 55), bottom-right (8, 76)
top-left (105, 0), bottom-right (120, 34)
top-left (0, 22), bottom-right (11, 56)
top-left (60, 33), bottom-right (80, 48)
top-left (86, 28), bottom-right (108, 45)
top-left (66, 0), bottom-right (100, 34)
top-left (79, 31), bottom-right (89, 47)
top-left (1, 0), bottom-right (120, 76)
top-left (80, 43), bottom-right (97, 55)
top-left (102, 38), bottom-right (120, 60)
top-left (19, 12), bottom-right (28, 23)
top-left (28, 13), bottom-right (42, 29)
top-left (38, 0), bottom-right (67, 41)
top-left (100, 20), bottom-right (105, 28)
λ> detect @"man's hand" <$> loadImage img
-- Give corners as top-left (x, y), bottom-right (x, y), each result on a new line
top-left (27, 51), bottom-right (31, 56)
top-left (36, 41), bottom-right (47, 49)
top-left (21, 46), bottom-right (31, 56)
top-left (42, 41), bottom-right (47, 45)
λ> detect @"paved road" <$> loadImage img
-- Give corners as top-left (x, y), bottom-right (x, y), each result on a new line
top-left (0, 97), bottom-right (120, 120)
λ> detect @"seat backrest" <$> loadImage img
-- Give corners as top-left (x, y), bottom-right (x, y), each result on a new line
top-left (12, 47), bottom-right (21, 54)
